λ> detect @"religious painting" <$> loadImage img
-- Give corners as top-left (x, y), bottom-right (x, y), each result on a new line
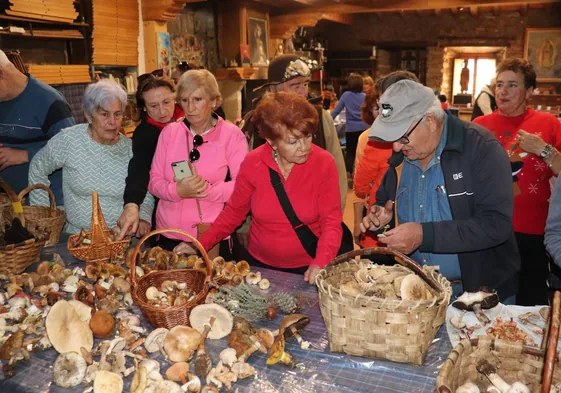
top-left (240, 44), bottom-right (251, 67)
top-left (248, 17), bottom-right (269, 66)
top-left (167, 5), bottom-right (219, 72)
top-left (156, 32), bottom-right (171, 78)
top-left (524, 28), bottom-right (561, 82)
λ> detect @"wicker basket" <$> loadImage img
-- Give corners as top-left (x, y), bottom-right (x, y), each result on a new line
top-left (16, 184), bottom-right (66, 246)
top-left (130, 228), bottom-right (213, 329)
top-left (67, 192), bottom-right (130, 263)
top-left (0, 178), bottom-right (47, 275)
top-left (437, 291), bottom-right (561, 393)
top-left (316, 247), bottom-right (452, 365)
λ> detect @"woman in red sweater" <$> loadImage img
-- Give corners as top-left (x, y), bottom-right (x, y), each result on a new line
top-left (175, 92), bottom-right (343, 284)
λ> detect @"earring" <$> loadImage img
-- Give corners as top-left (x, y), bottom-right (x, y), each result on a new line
top-left (273, 150), bottom-right (279, 164)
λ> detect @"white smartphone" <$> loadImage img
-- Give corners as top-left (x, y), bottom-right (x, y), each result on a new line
top-left (171, 160), bottom-right (193, 180)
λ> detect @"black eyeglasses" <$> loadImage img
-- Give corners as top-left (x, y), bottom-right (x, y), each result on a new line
top-left (189, 134), bottom-right (204, 162)
top-left (397, 116), bottom-right (424, 145)
top-left (137, 69), bottom-right (164, 85)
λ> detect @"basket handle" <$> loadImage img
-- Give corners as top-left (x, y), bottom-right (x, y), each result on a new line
top-left (18, 183), bottom-right (57, 210)
top-left (325, 247), bottom-right (442, 293)
top-left (542, 291), bottom-right (561, 393)
top-left (129, 228), bottom-right (213, 287)
top-left (0, 177), bottom-right (25, 226)
top-left (90, 192), bottom-right (110, 245)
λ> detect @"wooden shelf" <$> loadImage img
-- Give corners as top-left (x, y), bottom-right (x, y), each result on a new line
top-left (0, 14), bottom-right (88, 26)
top-left (215, 67), bottom-right (268, 81)
top-left (0, 29), bottom-right (83, 39)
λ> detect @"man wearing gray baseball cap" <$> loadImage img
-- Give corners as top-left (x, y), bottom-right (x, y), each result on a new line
top-left (362, 79), bottom-right (520, 301)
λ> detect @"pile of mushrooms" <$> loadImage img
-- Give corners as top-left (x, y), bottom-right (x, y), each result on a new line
top-left (145, 281), bottom-right (195, 308)
top-left (338, 263), bottom-right (435, 301)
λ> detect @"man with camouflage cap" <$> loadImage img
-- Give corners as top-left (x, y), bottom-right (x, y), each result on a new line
top-left (240, 54), bottom-right (347, 208)
top-left (361, 79), bottom-right (520, 301)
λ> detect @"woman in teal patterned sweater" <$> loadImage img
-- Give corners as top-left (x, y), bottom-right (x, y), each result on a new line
top-left (28, 80), bottom-right (154, 235)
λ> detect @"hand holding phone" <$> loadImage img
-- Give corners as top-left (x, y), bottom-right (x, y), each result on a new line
top-left (172, 160), bottom-right (193, 180)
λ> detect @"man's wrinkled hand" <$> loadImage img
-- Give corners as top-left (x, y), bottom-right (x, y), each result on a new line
top-left (360, 200), bottom-right (393, 233)
top-left (136, 220), bottom-right (151, 238)
top-left (378, 222), bottom-right (423, 254)
top-left (0, 146), bottom-right (28, 171)
top-left (173, 242), bottom-right (197, 255)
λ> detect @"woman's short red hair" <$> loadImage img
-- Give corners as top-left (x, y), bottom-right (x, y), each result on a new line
top-left (253, 92), bottom-right (318, 141)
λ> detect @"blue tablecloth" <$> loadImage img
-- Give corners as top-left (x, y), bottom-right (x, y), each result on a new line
top-left (0, 242), bottom-right (453, 393)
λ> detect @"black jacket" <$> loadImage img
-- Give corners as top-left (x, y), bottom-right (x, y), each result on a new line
top-left (376, 114), bottom-right (520, 300)
top-left (124, 119), bottom-right (161, 206)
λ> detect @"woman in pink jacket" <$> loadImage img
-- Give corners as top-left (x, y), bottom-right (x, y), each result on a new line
top-left (148, 70), bottom-right (248, 256)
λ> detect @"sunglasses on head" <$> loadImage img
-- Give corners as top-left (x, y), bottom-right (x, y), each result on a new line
top-left (137, 69), bottom-right (165, 85)
top-left (189, 134), bottom-right (204, 162)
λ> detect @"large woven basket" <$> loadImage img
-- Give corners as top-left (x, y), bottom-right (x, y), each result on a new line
top-left (16, 184), bottom-right (66, 246)
top-left (316, 247), bottom-right (452, 365)
top-left (67, 192), bottom-right (130, 263)
top-left (437, 291), bottom-right (561, 393)
top-left (0, 178), bottom-right (47, 275)
top-left (130, 228), bottom-right (213, 329)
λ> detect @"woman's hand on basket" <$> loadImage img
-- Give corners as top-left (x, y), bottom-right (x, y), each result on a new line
top-left (304, 264), bottom-right (321, 285)
top-left (360, 200), bottom-right (393, 233)
top-left (378, 222), bottom-right (423, 254)
top-left (175, 175), bottom-right (209, 199)
top-left (116, 203), bottom-right (139, 240)
top-left (173, 242), bottom-right (197, 255)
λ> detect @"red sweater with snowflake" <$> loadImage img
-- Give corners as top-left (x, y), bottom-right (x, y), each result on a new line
top-left (474, 109), bottom-right (561, 235)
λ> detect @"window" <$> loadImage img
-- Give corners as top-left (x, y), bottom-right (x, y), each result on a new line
top-left (452, 58), bottom-right (496, 101)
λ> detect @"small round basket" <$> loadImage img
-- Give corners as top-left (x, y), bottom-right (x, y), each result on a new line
top-left (0, 178), bottom-right (47, 275)
top-left (316, 247), bottom-right (452, 366)
top-left (17, 184), bottom-right (66, 246)
top-left (130, 228), bottom-right (213, 329)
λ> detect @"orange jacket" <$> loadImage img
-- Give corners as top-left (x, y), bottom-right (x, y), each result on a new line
top-left (354, 134), bottom-right (393, 248)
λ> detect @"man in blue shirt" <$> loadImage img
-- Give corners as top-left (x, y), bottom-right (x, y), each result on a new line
top-left (0, 50), bottom-right (75, 204)
top-left (361, 80), bottom-right (520, 302)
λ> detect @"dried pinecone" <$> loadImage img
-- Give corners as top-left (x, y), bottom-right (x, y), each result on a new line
top-left (269, 292), bottom-right (298, 314)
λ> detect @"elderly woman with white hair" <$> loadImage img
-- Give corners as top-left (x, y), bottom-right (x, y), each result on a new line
top-left (148, 69), bottom-right (248, 257)
top-left (29, 79), bottom-right (154, 234)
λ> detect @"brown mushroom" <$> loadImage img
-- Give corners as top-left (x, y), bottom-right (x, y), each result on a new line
top-left (37, 261), bottom-right (51, 276)
top-left (97, 296), bottom-right (120, 315)
top-left (111, 277), bottom-right (131, 294)
top-left (163, 326), bottom-right (201, 363)
top-left (227, 329), bottom-right (253, 358)
top-left (280, 314), bottom-right (310, 349)
top-left (85, 264), bottom-right (99, 280)
top-left (74, 286), bottom-right (95, 309)
top-left (46, 300), bottom-right (93, 354)
top-left (90, 311), bottom-right (115, 338)
top-left (234, 261), bottom-right (251, 277)
top-left (166, 362), bottom-right (190, 384)
top-left (239, 328), bottom-right (274, 361)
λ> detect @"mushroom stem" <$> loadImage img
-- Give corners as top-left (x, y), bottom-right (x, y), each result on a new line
top-left (476, 359), bottom-right (510, 393)
top-left (473, 304), bottom-right (491, 325)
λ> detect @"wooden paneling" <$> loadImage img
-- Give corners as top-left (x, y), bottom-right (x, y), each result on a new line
top-left (5, 0), bottom-right (78, 23)
top-left (143, 21), bottom-right (168, 72)
top-left (92, 0), bottom-right (139, 66)
top-left (28, 64), bottom-right (91, 84)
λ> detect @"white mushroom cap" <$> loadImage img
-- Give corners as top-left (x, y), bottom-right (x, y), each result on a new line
top-left (93, 370), bottom-right (123, 393)
top-left (144, 380), bottom-right (182, 393)
top-left (53, 351), bottom-right (87, 388)
top-left (67, 300), bottom-right (92, 323)
top-left (189, 304), bottom-right (233, 340)
top-left (46, 300), bottom-right (93, 354)
top-left (145, 328), bottom-right (169, 353)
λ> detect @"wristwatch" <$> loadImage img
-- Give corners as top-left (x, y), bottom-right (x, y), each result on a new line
top-left (540, 144), bottom-right (554, 160)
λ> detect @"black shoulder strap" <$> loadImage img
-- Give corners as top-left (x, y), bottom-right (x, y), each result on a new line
top-left (268, 167), bottom-right (317, 258)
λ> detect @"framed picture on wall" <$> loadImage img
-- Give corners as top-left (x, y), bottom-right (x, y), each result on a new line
top-left (248, 17), bottom-right (269, 66)
top-left (524, 28), bottom-right (561, 82)
top-left (156, 32), bottom-right (171, 77)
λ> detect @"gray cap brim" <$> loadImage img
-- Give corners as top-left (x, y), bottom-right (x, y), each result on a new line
top-left (368, 115), bottom-right (415, 142)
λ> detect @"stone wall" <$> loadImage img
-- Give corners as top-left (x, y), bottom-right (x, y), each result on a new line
top-left (316, 6), bottom-right (561, 92)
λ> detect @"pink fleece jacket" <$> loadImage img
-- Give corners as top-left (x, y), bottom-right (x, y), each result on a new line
top-left (148, 117), bottom-right (248, 241)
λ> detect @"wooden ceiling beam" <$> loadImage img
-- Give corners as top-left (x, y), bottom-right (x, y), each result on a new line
top-left (434, 8), bottom-right (442, 15)
top-left (450, 7), bottom-right (459, 15)
top-left (470, 6), bottom-right (478, 16)
top-left (320, 13), bottom-right (353, 24)
top-left (519, 4), bottom-right (529, 16)
top-left (492, 6), bottom-right (501, 16)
